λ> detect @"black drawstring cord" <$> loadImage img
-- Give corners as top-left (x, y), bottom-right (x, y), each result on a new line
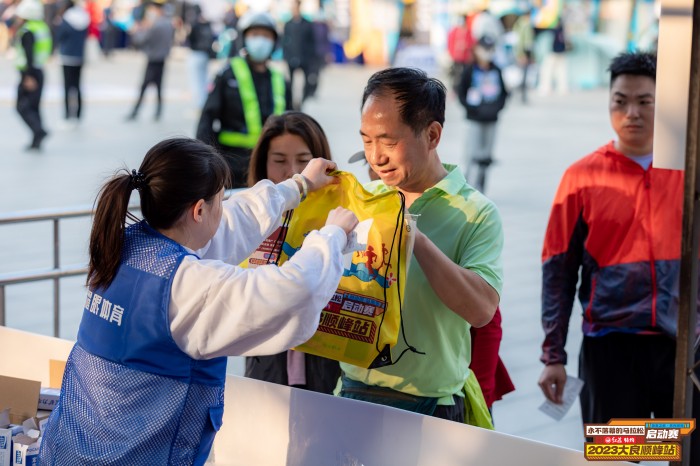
top-left (268, 210), bottom-right (293, 265)
top-left (391, 191), bottom-right (424, 364)
top-left (375, 191), bottom-right (424, 365)
top-left (253, 210), bottom-right (293, 366)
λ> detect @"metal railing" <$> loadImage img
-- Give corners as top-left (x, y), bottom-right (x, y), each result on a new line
top-left (0, 191), bottom-right (239, 337)
top-left (0, 203), bottom-right (139, 337)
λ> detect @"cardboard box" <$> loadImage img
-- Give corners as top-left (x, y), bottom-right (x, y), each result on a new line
top-left (11, 435), bottom-right (40, 466)
top-left (0, 409), bottom-right (8, 429)
top-left (4, 428), bottom-right (21, 438)
top-left (0, 379), bottom-right (53, 466)
top-left (37, 389), bottom-right (59, 412)
top-left (36, 419), bottom-right (48, 439)
top-left (0, 377), bottom-right (40, 426)
top-left (48, 360), bottom-right (66, 390)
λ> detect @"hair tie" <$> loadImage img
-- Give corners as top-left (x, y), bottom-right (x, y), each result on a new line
top-left (130, 169), bottom-right (147, 191)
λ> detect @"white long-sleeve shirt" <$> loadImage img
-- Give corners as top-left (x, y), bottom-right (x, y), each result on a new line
top-left (168, 179), bottom-right (347, 360)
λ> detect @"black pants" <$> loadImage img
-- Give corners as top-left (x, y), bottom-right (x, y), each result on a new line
top-left (433, 395), bottom-right (465, 422)
top-left (101, 22), bottom-right (118, 56)
top-left (131, 60), bottom-right (165, 116)
top-left (16, 70), bottom-right (45, 141)
top-left (244, 353), bottom-right (341, 395)
top-left (580, 333), bottom-right (700, 463)
top-left (63, 64), bottom-right (83, 120)
top-left (288, 63), bottom-right (318, 109)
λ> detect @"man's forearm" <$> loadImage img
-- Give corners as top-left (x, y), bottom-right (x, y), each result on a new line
top-left (413, 230), bottom-right (499, 327)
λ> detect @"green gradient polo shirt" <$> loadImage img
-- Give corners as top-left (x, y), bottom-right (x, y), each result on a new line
top-left (341, 164), bottom-right (504, 403)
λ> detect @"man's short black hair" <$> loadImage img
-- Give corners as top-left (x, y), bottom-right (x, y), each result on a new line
top-left (361, 67), bottom-right (446, 134)
top-left (608, 51), bottom-right (657, 86)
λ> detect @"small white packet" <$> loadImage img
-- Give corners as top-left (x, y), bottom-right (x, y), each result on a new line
top-left (539, 375), bottom-right (585, 421)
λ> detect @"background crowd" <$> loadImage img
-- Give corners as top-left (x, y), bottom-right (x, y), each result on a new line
top-left (2, 0), bottom-right (694, 463)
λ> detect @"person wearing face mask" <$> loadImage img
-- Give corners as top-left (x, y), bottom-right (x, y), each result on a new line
top-left (456, 34), bottom-right (508, 193)
top-left (242, 111), bottom-right (342, 394)
top-left (196, 11), bottom-right (292, 189)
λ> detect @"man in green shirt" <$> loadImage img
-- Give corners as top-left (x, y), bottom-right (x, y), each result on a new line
top-left (339, 67), bottom-right (504, 421)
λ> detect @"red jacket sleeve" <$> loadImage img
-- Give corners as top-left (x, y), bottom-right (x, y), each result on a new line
top-left (541, 166), bottom-right (586, 365)
top-left (470, 307), bottom-right (514, 407)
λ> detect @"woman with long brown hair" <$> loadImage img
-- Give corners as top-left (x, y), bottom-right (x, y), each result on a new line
top-left (244, 111), bottom-right (342, 394)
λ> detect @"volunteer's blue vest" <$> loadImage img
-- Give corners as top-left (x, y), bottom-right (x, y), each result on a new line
top-left (39, 222), bottom-right (227, 466)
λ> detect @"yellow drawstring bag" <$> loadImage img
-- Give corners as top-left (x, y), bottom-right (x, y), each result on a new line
top-left (256, 171), bottom-right (415, 369)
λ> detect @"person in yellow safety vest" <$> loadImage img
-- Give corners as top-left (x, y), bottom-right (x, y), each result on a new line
top-left (196, 11), bottom-right (292, 188)
top-left (13, 0), bottom-right (51, 151)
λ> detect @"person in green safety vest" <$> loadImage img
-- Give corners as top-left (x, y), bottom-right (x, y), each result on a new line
top-left (13, 0), bottom-right (51, 151)
top-left (196, 11), bottom-right (292, 189)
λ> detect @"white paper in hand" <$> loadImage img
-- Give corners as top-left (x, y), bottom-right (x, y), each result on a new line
top-left (539, 375), bottom-right (584, 421)
top-left (342, 219), bottom-right (373, 269)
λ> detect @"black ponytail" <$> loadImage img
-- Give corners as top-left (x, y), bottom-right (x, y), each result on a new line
top-left (87, 137), bottom-right (229, 289)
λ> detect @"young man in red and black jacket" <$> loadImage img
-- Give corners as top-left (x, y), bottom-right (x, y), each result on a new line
top-left (538, 51), bottom-right (700, 460)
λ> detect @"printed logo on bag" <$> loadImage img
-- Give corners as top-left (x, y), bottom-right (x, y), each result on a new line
top-left (345, 244), bottom-right (397, 288)
top-left (583, 419), bottom-right (695, 461)
top-left (285, 236), bottom-right (395, 351)
top-left (319, 291), bottom-right (382, 344)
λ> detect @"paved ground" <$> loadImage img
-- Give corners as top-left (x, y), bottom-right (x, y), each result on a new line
top-left (0, 43), bottom-right (628, 456)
